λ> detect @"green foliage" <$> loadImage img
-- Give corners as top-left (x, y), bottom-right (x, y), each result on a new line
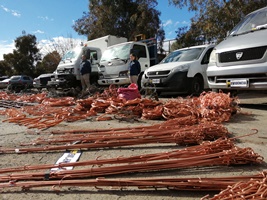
top-left (0, 60), bottom-right (12, 76)
top-left (170, 0), bottom-right (267, 46)
top-left (3, 34), bottom-right (41, 77)
top-left (35, 51), bottom-right (60, 75)
top-left (73, 0), bottom-right (162, 41)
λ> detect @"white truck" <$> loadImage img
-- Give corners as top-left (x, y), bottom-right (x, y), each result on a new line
top-left (47, 35), bottom-right (127, 91)
top-left (97, 38), bottom-right (158, 87)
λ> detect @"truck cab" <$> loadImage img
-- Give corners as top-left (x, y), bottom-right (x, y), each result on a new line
top-left (46, 35), bottom-right (127, 91)
top-left (48, 45), bottom-right (101, 90)
top-left (98, 41), bottom-right (151, 86)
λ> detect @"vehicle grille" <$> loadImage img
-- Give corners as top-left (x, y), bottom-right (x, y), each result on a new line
top-left (219, 46), bottom-right (267, 63)
top-left (147, 70), bottom-right (170, 76)
top-left (40, 77), bottom-right (52, 85)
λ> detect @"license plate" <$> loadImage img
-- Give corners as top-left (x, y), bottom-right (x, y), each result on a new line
top-left (106, 80), bottom-right (113, 84)
top-left (152, 79), bottom-right (160, 84)
top-left (227, 79), bottom-right (249, 88)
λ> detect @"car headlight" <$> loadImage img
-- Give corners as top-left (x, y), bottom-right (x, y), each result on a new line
top-left (209, 49), bottom-right (217, 64)
top-left (143, 69), bottom-right (148, 77)
top-left (171, 64), bottom-right (190, 73)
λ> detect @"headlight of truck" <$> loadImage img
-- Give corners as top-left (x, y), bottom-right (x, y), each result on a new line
top-left (209, 49), bottom-right (217, 64)
top-left (119, 70), bottom-right (128, 77)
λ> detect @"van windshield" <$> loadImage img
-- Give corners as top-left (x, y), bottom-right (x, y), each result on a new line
top-left (160, 47), bottom-right (205, 63)
top-left (101, 43), bottom-right (131, 62)
top-left (230, 7), bottom-right (267, 36)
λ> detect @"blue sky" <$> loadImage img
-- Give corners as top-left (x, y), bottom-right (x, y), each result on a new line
top-left (0, 0), bottom-right (194, 60)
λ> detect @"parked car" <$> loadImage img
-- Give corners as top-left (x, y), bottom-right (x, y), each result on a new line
top-left (0, 76), bottom-right (9, 81)
top-left (207, 6), bottom-right (267, 93)
top-left (33, 73), bottom-right (55, 90)
top-left (0, 78), bottom-right (10, 89)
top-left (141, 44), bottom-right (215, 95)
top-left (7, 75), bottom-right (33, 92)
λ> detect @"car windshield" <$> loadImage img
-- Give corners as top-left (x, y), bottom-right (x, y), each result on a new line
top-left (160, 47), bottom-right (205, 63)
top-left (101, 43), bottom-right (131, 62)
top-left (230, 7), bottom-right (267, 36)
top-left (61, 46), bottom-right (81, 61)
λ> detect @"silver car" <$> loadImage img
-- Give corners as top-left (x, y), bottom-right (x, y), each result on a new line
top-left (0, 78), bottom-right (10, 89)
top-left (7, 75), bottom-right (33, 92)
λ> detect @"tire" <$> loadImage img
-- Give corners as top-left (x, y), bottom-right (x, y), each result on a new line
top-left (189, 76), bottom-right (204, 95)
top-left (137, 72), bottom-right (144, 91)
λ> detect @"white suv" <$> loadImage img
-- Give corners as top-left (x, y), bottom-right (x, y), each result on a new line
top-left (141, 44), bottom-right (215, 95)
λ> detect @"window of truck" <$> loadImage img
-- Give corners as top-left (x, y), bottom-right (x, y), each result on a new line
top-left (101, 43), bottom-right (131, 62)
top-left (132, 44), bottom-right (147, 58)
top-left (61, 46), bottom-right (81, 62)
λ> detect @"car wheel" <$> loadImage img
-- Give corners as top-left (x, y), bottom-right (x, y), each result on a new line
top-left (137, 72), bottom-right (144, 91)
top-left (189, 76), bottom-right (204, 95)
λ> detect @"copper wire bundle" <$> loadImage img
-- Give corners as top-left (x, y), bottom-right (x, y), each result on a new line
top-left (0, 138), bottom-right (263, 182)
top-left (0, 90), bottom-right (239, 129)
top-left (0, 120), bottom-right (230, 153)
top-left (202, 172), bottom-right (267, 199)
top-left (0, 137), bottom-right (235, 174)
top-left (0, 172), bottom-right (266, 191)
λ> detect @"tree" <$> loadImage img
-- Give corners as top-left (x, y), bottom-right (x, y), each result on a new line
top-left (170, 0), bottom-right (267, 45)
top-left (39, 35), bottom-right (82, 59)
top-left (35, 51), bottom-right (60, 75)
top-left (3, 34), bottom-right (41, 77)
top-left (0, 60), bottom-right (13, 76)
top-left (73, 0), bottom-right (162, 41)
top-left (157, 27), bottom-right (166, 54)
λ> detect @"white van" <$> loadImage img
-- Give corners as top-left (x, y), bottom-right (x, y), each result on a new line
top-left (141, 44), bottom-right (215, 95)
top-left (207, 6), bottom-right (267, 91)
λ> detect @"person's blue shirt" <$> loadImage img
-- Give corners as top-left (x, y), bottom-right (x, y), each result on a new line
top-left (129, 60), bottom-right (141, 76)
top-left (80, 59), bottom-right (91, 75)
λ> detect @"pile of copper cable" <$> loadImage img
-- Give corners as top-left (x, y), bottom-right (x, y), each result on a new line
top-left (0, 138), bottom-right (263, 182)
top-left (201, 171), bottom-right (267, 199)
top-left (0, 91), bottom-right (47, 103)
top-left (0, 90), bottom-right (239, 129)
top-left (0, 171), bottom-right (266, 191)
top-left (0, 120), bottom-right (230, 153)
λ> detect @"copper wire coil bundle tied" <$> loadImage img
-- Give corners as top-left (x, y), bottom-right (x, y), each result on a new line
top-left (0, 121), bottom-right (231, 153)
top-left (0, 90), bottom-right (239, 129)
top-left (0, 138), bottom-right (263, 183)
top-left (0, 171), bottom-right (265, 192)
top-left (201, 171), bottom-right (267, 200)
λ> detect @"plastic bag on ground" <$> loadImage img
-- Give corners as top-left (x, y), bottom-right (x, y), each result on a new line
top-left (117, 83), bottom-right (141, 100)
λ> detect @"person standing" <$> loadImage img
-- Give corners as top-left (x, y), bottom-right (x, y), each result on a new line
top-left (80, 54), bottom-right (91, 96)
top-left (129, 53), bottom-right (141, 84)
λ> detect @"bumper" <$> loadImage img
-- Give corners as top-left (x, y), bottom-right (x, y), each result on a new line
top-left (142, 71), bottom-right (188, 92)
top-left (98, 77), bottom-right (130, 85)
top-left (207, 62), bottom-right (267, 90)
